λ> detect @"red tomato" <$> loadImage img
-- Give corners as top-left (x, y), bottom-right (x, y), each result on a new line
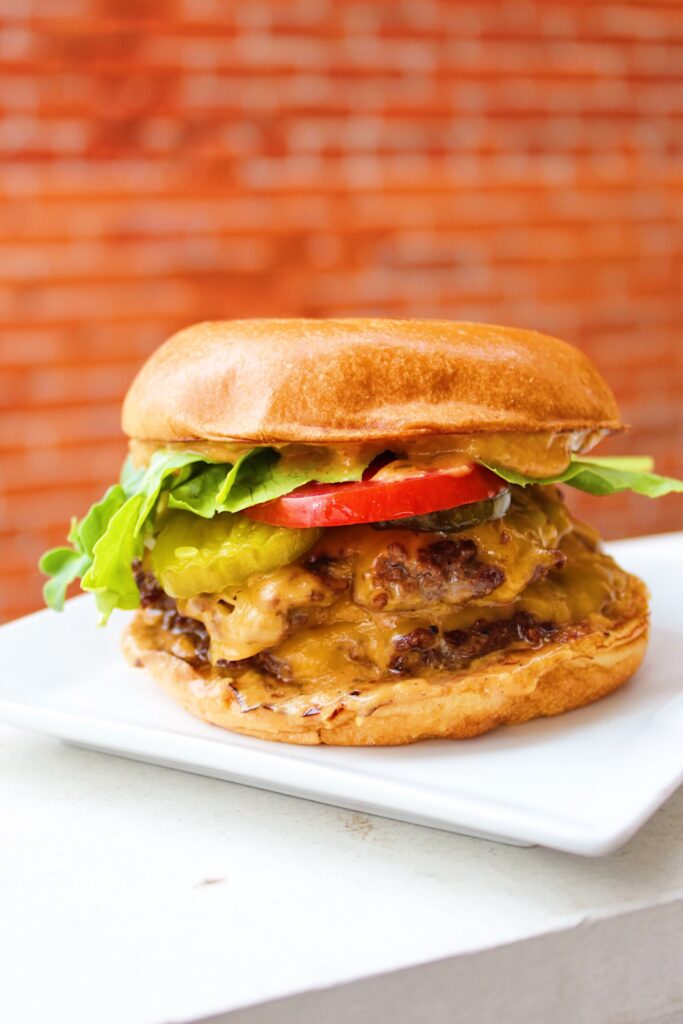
top-left (243, 463), bottom-right (506, 529)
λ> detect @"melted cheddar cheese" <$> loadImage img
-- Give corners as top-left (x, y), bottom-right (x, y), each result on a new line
top-left (171, 486), bottom-right (634, 690)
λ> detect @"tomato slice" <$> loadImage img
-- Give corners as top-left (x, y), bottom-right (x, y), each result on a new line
top-left (243, 463), bottom-right (507, 529)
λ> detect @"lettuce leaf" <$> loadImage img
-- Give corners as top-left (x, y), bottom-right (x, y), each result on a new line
top-left (167, 448), bottom-right (366, 517)
top-left (167, 450), bottom-right (261, 518)
top-left (40, 450), bottom-right (205, 620)
top-left (166, 465), bottom-right (231, 518)
top-left (70, 484), bottom-right (128, 557)
top-left (40, 548), bottom-right (91, 612)
top-left (483, 455), bottom-right (683, 497)
top-left (119, 457), bottom-right (146, 497)
top-left (39, 484), bottom-right (128, 611)
top-left (81, 494), bottom-right (146, 622)
top-left (223, 448), bottom-right (366, 512)
top-left (40, 446), bottom-right (367, 619)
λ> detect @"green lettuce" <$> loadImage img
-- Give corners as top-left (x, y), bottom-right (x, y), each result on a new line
top-left (40, 447), bottom-right (366, 620)
top-left (40, 450), bottom-right (204, 621)
top-left (40, 484), bottom-right (128, 612)
top-left (167, 450), bottom-right (263, 518)
top-left (482, 454), bottom-right (683, 498)
top-left (168, 448), bottom-right (366, 517)
top-left (40, 548), bottom-right (91, 613)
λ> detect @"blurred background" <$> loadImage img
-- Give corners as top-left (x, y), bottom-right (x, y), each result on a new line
top-left (1, 0), bottom-right (682, 622)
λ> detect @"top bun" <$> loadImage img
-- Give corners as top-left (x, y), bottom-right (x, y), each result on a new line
top-left (122, 318), bottom-right (621, 444)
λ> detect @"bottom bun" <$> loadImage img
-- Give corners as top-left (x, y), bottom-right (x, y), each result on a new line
top-left (122, 574), bottom-right (649, 746)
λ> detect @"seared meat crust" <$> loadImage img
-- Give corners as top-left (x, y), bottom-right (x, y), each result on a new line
top-left (387, 613), bottom-right (568, 675)
top-left (369, 537), bottom-right (506, 610)
top-left (136, 579), bottom-right (569, 681)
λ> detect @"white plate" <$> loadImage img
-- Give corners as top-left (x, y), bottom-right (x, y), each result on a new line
top-left (1, 533), bottom-right (682, 855)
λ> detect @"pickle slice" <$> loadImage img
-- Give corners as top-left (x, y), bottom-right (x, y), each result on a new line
top-left (151, 511), bottom-right (321, 598)
top-left (370, 488), bottom-right (511, 533)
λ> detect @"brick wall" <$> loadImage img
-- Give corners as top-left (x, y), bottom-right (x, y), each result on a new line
top-left (1, 0), bottom-right (682, 621)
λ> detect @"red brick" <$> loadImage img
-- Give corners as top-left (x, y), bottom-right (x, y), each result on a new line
top-left (2, 440), bottom-right (127, 494)
top-left (0, 405), bottom-right (122, 452)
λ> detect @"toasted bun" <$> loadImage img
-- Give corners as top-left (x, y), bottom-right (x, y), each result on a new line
top-left (121, 574), bottom-right (648, 746)
top-left (122, 319), bottom-right (621, 444)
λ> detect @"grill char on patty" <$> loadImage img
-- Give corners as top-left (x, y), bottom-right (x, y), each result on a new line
top-left (134, 569), bottom-right (570, 680)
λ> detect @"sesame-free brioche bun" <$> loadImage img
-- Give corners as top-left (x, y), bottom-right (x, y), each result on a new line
top-left (121, 573), bottom-right (648, 747)
top-left (122, 318), bottom-right (622, 445)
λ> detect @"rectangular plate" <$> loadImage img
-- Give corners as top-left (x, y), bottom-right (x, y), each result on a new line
top-left (1, 533), bottom-right (682, 855)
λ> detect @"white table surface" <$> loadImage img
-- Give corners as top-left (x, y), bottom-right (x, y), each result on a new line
top-left (2, 724), bottom-right (683, 1024)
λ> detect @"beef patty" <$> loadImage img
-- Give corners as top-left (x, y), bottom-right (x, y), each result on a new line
top-left (135, 568), bottom-right (569, 682)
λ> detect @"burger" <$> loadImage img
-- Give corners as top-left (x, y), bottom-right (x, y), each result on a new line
top-left (40, 319), bottom-right (683, 745)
